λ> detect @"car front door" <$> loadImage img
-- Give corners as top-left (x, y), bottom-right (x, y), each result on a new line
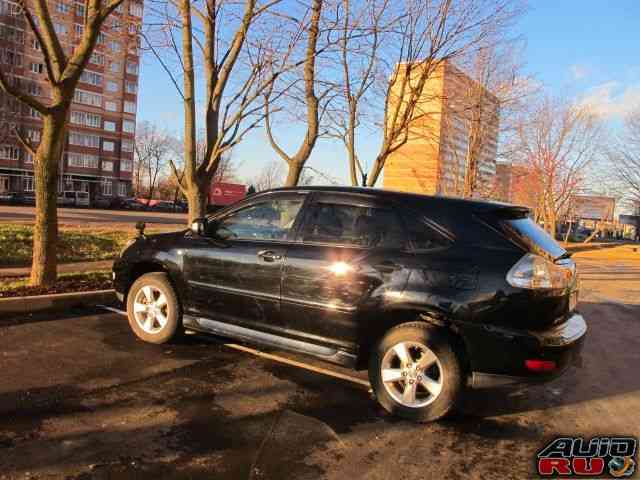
top-left (280, 193), bottom-right (412, 351)
top-left (184, 192), bottom-right (307, 333)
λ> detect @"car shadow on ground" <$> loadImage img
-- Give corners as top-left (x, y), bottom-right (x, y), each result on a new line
top-left (1, 299), bottom-right (638, 478)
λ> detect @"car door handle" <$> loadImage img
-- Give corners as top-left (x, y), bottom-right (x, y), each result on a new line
top-left (257, 250), bottom-right (282, 262)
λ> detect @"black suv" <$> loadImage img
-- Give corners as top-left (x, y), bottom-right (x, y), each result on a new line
top-left (113, 187), bottom-right (586, 422)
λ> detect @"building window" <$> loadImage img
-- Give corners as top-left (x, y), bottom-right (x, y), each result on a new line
top-left (104, 100), bottom-right (118, 112)
top-left (23, 175), bottom-right (34, 192)
top-left (102, 179), bottom-right (112, 196)
top-left (128, 23), bottom-right (138, 35)
top-left (27, 82), bottom-right (42, 96)
top-left (122, 120), bottom-right (135, 133)
top-left (56, 2), bottom-right (71, 13)
top-left (26, 107), bottom-right (41, 119)
top-left (110, 61), bottom-right (120, 73)
top-left (129, 2), bottom-right (143, 16)
top-left (73, 89), bottom-right (102, 107)
top-left (125, 81), bottom-right (137, 94)
top-left (90, 52), bottom-right (104, 65)
top-left (70, 110), bottom-right (101, 128)
top-left (102, 160), bottom-right (113, 171)
top-left (68, 152), bottom-right (99, 168)
top-left (69, 131), bottom-right (100, 148)
top-left (104, 120), bottom-right (116, 132)
top-left (30, 38), bottom-right (40, 50)
top-left (75, 2), bottom-right (84, 16)
top-left (0, 24), bottom-right (24, 43)
top-left (106, 80), bottom-right (118, 92)
top-left (53, 23), bottom-right (67, 35)
top-left (0, 145), bottom-right (19, 160)
top-left (115, 3), bottom-right (123, 13)
top-left (109, 40), bottom-right (121, 52)
top-left (97, 32), bottom-right (105, 44)
top-left (111, 18), bottom-right (122, 32)
top-left (126, 61), bottom-right (138, 75)
top-left (27, 129), bottom-right (40, 142)
top-left (74, 24), bottom-right (84, 36)
top-left (121, 139), bottom-right (134, 153)
top-left (30, 62), bottom-right (44, 74)
top-left (2, 50), bottom-right (23, 66)
top-left (118, 182), bottom-right (128, 196)
top-left (79, 70), bottom-right (102, 86)
top-left (123, 100), bottom-right (136, 114)
top-left (121, 159), bottom-right (133, 172)
top-left (102, 140), bottom-right (115, 152)
top-left (24, 152), bottom-right (33, 163)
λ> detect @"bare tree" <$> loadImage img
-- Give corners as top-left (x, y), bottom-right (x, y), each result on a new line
top-left (252, 159), bottom-right (285, 191)
top-left (144, 0), bottom-right (298, 222)
top-left (512, 95), bottom-right (603, 235)
top-left (325, 0), bottom-right (521, 187)
top-left (263, 0), bottom-right (326, 187)
top-left (0, 0), bottom-right (126, 286)
top-left (610, 108), bottom-right (640, 206)
top-left (134, 122), bottom-right (175, 204)
top-left (441, 41), bottom-right (535, 198)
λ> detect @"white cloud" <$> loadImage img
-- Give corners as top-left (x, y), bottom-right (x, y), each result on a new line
top-left (570, 64), bottom-right (589, 81)
top-left (580, 81), bottom-right (640, 119)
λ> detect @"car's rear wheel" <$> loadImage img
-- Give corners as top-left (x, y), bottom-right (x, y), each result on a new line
top-left (369, 322), bottom-right (463, 422)
top-left (127, 272), bottom-right (181, 344)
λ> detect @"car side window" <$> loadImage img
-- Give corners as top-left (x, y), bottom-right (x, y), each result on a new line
top-left (406, 218), bottom-right (452, 250)
top-left (301, 202), bottom-right (407, 248)
top-left (213, 199), bottom-right (303, 241)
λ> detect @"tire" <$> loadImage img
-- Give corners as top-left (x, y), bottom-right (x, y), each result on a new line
top-left (369, 322), bottom-right (464, 422)
top-left (126, 272), bottom-right (182, 344)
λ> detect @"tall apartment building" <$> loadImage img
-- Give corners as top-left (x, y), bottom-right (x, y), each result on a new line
top-left (383, 60), bottom-right (499, 197)
top-left (0, 0), bottom-right (143, 203)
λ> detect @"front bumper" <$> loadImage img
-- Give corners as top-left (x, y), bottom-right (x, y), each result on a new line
top-left (463, 312), bottom-right (587, 388)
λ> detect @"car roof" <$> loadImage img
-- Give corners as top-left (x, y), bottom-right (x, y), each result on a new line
top-left (264, 186), bottom-right (522, 212)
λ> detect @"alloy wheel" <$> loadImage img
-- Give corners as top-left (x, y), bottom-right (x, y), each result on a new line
top-left (380, 341), bottom-right (443, 408)
top-left (133, 285), bottom-right (169, 334)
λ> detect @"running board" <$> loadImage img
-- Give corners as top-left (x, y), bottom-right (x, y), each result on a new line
top-left (183, 314), bottom-right (356, 368)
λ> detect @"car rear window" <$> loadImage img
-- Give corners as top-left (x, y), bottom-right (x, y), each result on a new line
top-left (502, 217), bottom-right (566, 259)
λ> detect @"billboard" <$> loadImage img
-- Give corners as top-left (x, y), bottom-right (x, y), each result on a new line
top-left (209, 182), bottom-right (246, 206)
top-left (619, 214), bottom-right (640, 227)
top-left (572, 195), bottom-right (615, 221)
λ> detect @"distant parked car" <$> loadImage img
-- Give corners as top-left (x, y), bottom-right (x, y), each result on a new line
top-left (0, 192), bottom-right (22, 205)
top-left (93, 196), bottom-right (112, 209)
top-left (60, 191), bottom-right (89, 208)
top-left (123, 198), bottom-right (145, 210)
top-left (151, 200), bottom-right (185, 212)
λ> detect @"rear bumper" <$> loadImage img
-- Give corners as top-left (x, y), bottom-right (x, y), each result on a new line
top-left (463, 312), bottom-right (587, 388)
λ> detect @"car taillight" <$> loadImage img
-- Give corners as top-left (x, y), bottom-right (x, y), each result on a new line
top-left (506, 253), bottom-right (573, 290)
top-left (525, 359), bottom-right (557, 372)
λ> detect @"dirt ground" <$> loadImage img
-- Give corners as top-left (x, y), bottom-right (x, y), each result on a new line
top-left (0, 256), bottom-right (639, 479)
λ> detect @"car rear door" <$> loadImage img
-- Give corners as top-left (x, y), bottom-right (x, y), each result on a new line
top-left (280, 193), bottom-right (412, 350)
top-left (184, 192), bottom-right (308, 334)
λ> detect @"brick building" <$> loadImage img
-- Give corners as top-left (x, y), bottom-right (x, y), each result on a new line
top-left (383, 60), bottom-right (499, 197)
top-left (0, 0), bottom-right (143, 203)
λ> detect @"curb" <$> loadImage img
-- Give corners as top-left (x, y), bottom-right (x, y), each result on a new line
top-left (0, 289), bottom-right (117, 316)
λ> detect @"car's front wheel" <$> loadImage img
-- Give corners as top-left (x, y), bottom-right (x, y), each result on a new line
top-left (369, 322), bottom-right (464, 422)
top-left (126, 272), bottom-right (182, 344)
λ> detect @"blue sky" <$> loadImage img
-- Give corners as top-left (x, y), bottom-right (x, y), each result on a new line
top-left (136, 1), bottom-right (640, 185)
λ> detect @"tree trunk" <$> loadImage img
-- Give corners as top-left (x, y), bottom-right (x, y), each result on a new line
top-left (186, 183), bottom-right (208, 224)
top-left (284, 162), bottom-right (304, 187)
top-left (30, 112), bottom-right (66, 286)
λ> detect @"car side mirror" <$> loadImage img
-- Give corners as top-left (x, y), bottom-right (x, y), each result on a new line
top-left (190, 218), bottom-right (208, 236)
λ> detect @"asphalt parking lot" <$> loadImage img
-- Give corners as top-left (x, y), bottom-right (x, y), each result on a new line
top-left (1, 260), bottom-right (639, 479)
